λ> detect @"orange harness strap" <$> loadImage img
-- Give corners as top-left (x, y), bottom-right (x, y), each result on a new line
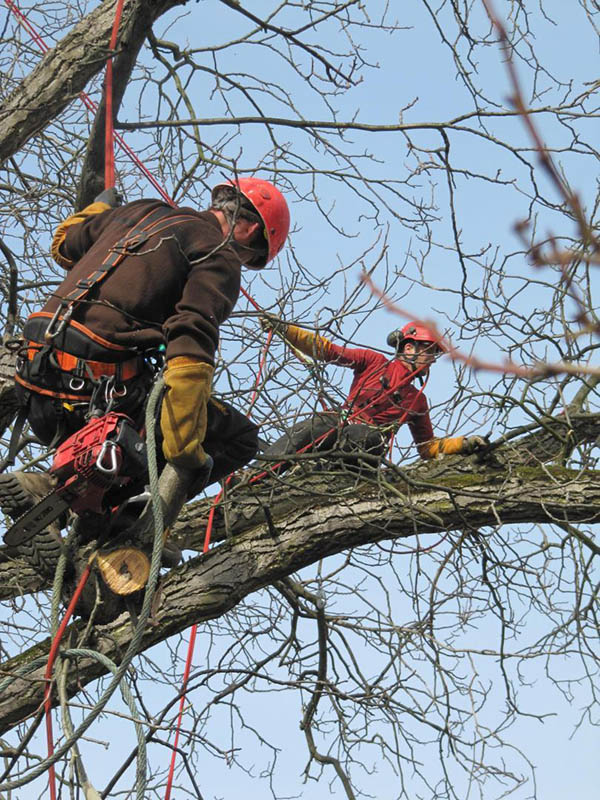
top-left (25, 342), bottom-right (143, 382)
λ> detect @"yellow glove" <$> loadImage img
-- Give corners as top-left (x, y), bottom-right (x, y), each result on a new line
top-left (418, 436), bottom-right (465, 459)
top-left (51, 200), bottom-right (112, 268)
top-left (285, 325), bottom-right (334, 359)
top-left (160, 357), bottom-right (214, 469)
top-left (418, 435), bottom-right (489, 459)
top-left (259, 313), bottom-right (287, 335)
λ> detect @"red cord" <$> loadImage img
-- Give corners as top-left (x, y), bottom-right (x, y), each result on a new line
top-left (4, 0), bottom-right (175, 206)
top-left (167, 327), bottom-right (274, 792)
top-left (44, 561), bottom-right (93, 800)
top-left (239, 286), bottom-right (260, 311)
top-left (5, 0), bottom-right (48, 51)
top-left (104, 0), bottom-right (126, 190)
top-left (164, 622), bottom-right (198, 800)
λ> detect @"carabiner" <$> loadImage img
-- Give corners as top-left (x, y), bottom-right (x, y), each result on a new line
top-left (111, 383), bottom-right (127, 398)
top-left (96, 440), bottom-right (119, 476)
top-left (44, 304), bottom-right (72, 342)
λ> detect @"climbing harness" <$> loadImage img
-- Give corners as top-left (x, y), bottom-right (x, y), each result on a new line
top-left (15, 206), bottom-right (201, 408)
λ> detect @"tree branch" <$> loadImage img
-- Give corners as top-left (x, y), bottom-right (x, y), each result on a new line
top-left (0, 0), bottom-right (184, 166)
top-left (0, 458), bottom-right (599, 734)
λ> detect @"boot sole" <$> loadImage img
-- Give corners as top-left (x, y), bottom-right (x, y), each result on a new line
top-left (16, 530), bottom-right (62, 577)
top-left (0, 473), bottom-right (38, 520)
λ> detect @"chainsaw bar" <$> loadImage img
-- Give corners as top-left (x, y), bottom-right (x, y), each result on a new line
top-left (3, 491), bottom-right (70, 548)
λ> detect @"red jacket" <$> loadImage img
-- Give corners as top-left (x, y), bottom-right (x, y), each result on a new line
top-left (285, 327), bottom-right (434, 446)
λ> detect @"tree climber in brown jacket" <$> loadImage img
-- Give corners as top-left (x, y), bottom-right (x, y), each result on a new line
top-left (0, 178), bottom-right (290, 556)
top-left (254, 318), bottom-right (487, 475)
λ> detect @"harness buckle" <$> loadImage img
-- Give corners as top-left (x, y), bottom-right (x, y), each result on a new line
top-left (124, 232), bottom-right (149, 252)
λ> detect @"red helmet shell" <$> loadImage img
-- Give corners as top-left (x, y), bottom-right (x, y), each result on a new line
top-left (212, 177), bottom-right (290, 268)
top-left (387, 322), bottom-right (447, 353)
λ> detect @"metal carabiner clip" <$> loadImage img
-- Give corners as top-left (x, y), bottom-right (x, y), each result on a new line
top-left (69, 376), bottom-right (86, 391)
top-left (96, 440), bottom-right (119, 475)
top-left (44, 304), bottom-right (73, 342)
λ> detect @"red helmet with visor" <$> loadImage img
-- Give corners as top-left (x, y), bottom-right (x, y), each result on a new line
top-left (211, 177), bottom-right (290, 268)
top-left (387, 322), bottom-right (447, 353)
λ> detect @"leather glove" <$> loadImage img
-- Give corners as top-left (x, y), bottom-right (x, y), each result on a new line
top-left (160, 357), bottom-right (214, 469)
top-left (461, 435), bottom-right (490, 455)
top-left (259, 313), bottom-right (287, 336)
top-left (94, 187), bottom-right (123, 208)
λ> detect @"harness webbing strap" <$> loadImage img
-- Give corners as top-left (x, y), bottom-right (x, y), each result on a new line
top-left (25, 342), bottom-right (143, 382)
top-left (46, 207), bottom-right (200, 339)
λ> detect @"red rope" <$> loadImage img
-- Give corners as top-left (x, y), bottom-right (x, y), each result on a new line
top-left (164, 622), bottom-right (198, 800)
top-left (44, 561), bottom-right (93, 800)
top-left (166, 316), bottom-right (275, 796)
top-left (5, 0), bottom-right (48, 51)
top-left (104, 0), bottom-right (126, 190)
top-left (4, 0), bottom-right (175, 205)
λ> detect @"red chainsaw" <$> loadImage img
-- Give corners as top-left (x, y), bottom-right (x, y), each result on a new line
top-left (3, 412), bottom-right (148, 548)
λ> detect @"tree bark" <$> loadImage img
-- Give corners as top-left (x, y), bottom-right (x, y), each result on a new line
top-left (0, 0), bottom-right (185, 167)
top-left (0, 457), bottom-right (599, 733)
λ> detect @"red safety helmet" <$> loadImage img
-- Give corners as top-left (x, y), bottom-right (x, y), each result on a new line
top-left (211, 177), bottom-right (290, 268)
top-left (387, 322), bottom-right (447, 353)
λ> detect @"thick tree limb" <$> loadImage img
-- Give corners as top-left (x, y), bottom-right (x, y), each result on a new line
top-left (0, 460), bottom-right (599, 733)
top-left (0, 398), bottom-right (599, 601)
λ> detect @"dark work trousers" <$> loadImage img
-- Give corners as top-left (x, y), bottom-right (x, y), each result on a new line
top-left (14, 379), bottom-right (259, 494)
top-left (258, 410), bottom-right (388, 476)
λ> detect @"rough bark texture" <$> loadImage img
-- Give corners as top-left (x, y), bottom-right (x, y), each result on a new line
top-left (0, 346), bottom-right (19, 439)
top-left (0, 0), bottom-right (185, 166)
top-left (0, 457), bottom-right (599, 732)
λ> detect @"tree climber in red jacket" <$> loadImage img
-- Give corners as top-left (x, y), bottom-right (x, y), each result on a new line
top-left (0, 178), bottom-right (290, 568)
top-left (256, 318), bottom-right (486, 474)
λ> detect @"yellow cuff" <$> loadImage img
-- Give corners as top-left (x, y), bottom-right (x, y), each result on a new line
top-left (285, 325), bottom-right (333, 359)
top-left (418, 436), bottom-right (465, 459)
top-left (51, 201), bottom-right (111, 268)
top-left (167, 356), bottom-right (209, 369)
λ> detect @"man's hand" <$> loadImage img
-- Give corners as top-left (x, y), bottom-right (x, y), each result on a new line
top-left (160, 358), bottom-right (214, 470)
top-left (94, 187), bottom-right (123, 208)
top-left (461, 435), bottom-right (490, 455)
top-left (259, 313), bottom-right (287, 336)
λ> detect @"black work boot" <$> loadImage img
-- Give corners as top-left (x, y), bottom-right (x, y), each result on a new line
top-left (0, 471), bottom-right (63, 577)
top-left (160, 538), bottom-right (182, 568)
top-left (0, 470), bottom-right (57, 519)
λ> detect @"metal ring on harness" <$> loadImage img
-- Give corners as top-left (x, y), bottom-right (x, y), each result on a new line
top-left (96, 439), bottom-right (119, 475)
top-left (68, 376), bottom-right (86, 392)
top-left (111, 383), bottom-right (127, 398)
